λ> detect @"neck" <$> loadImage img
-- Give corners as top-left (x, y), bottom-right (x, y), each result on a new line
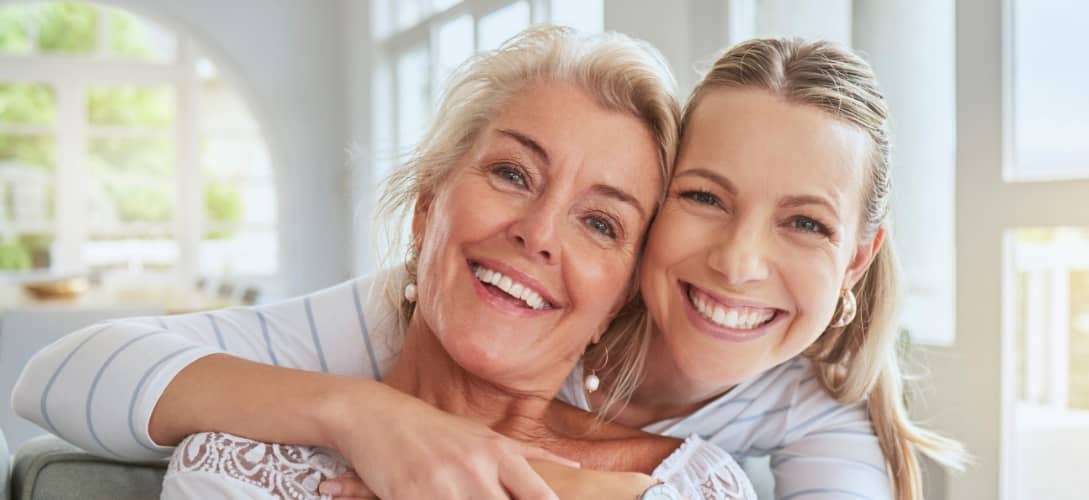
top-left (383, 313), bottom-right (558, 442)
top-left (598, 328), bottom-right (733, 428)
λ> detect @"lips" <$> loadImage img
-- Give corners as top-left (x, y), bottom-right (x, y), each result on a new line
top-left (472, 263), bottom-right (552, 310)
top-left (467, 259), bottom-right (560, 316)
top-left (679, 281), bottom-right (783, 341)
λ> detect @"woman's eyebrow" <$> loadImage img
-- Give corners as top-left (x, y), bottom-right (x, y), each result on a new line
top-left (781, 194), bottom-right (839, 217)
top-left (676, 168), bottom-right (738, 196)
top-left (497, 128), bottom-right (550, 165)
top-left (592, 184), bottom-right (647, 220)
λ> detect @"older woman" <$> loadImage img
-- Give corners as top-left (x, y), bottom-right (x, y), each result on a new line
top-left (15, 27), bottom-right (752, 500)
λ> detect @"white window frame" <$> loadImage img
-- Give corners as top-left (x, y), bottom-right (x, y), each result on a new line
top-left (925, 0), bottom-right (1089, 498)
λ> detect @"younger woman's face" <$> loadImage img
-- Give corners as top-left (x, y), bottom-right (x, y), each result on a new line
top-left (639, 88), bottom-right (883, 394)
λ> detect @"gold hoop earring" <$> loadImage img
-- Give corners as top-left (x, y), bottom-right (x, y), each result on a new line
top-left (584, 343), bottom-right (609, 393)
top-left (830, 289), bottom-right (857, 328)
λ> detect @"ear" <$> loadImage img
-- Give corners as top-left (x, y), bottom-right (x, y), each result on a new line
top-left (843, 226), bottom-right (885, 291)
top-left (410, 192), bottom-right (434, 254)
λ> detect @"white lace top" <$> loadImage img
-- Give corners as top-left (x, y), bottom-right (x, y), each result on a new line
top-left (162, 432), bottom-right (755, 500)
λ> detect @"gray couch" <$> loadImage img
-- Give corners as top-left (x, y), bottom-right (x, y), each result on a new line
top-left (6, 434), bottom-right (165, 500)
top-left (2, 426), bottom-right (10, 500)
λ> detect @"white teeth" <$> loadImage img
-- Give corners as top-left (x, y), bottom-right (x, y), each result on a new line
top-left (688, 287), bottom-right (775, 330)
top-left (472, 264), bottom-right (549, 310)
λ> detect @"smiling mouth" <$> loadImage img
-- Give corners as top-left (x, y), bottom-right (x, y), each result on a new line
top-left (683, 282), bottom-right (780, 331)
top-left (471, 262), bottom-right (554, 311)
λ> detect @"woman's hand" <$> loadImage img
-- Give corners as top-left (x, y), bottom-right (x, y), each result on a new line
top-left (318, 382), bottom-right (577, 500)
top-left (531, 460), bottom-right (659, 500)
top-left (319, 461), bottom-right (661, 500)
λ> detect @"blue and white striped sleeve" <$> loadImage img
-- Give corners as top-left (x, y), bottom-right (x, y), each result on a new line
top-left (10, 270), bottom-right (402, 462)
top-left (769, 374), bottom-right (892, 499)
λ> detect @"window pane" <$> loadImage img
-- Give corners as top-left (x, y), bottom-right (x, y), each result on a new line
top-left (478, 2), bottom-right (530, 51)
top-left (82, 238), bottom-right (177, 273)
top-left (36, 1), bottom-right (99, 54)
top-left (200, 230), bottom-right (278, 276)
top-left (1010, 227), bottom-right (1089, 500)
top-left (433, 0), bottom-right (461, 12)
top-left (0, 164), bottom-right (53, 226)
top-left (0, 83), bottom-right (56, 125)
top-left (551, 0), bottom-right (603, 33)
top-left (88, 86), bottom-right (174, 128)
top-left (204, 181), bottom-right (242, 237)
top-left (0, 134), bottom-right (55, 171)
top-left (202, 137), bottom-right (269, 179)
top-left (754, 0), bottom-right (851, 47)
top-left (0, 5), bottom-right (31, 53)
top-left (99, 179), bottom-right (175, 226)
top-left (396, 46), bottom-right (430, 154)
top-left (0, 234), bottom-right (52, 271)
top-left (434, 15), bottom-right (473, 95)
top-left (103, 6), bottom-right (177, 62)
top-left (87, 136), bottom-right (173, 178)
top-left (395, 0), bottom-right (425, 30)
top-left (1010, 0), bottom-right (1089, 180)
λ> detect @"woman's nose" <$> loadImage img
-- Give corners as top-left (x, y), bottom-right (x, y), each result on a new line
top-left (706, 224), bottom-right (770, 286)
top-left (507, 202), bottom-right (561, 265)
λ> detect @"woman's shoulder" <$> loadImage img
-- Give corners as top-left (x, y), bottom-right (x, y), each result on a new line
top-left (165, 432), bottom-right (348, 500)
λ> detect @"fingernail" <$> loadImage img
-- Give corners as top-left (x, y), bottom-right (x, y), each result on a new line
top-left (319, 481), bottom-right (341, 495)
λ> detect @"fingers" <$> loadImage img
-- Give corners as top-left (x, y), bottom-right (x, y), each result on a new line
top-left (520, 444), bottom-right (581, 469)
top-left (320, 474), bottom-right (375, 499)
top-left (499, 457), bottom-right (560, 500)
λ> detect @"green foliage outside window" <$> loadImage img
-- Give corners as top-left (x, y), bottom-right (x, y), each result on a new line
top-left (0, 7), bottom-right (29, 52)
top-left (205, 182), bottom-right (243, 240)
top-left (1070, 270), bottom-right (1089, 410)
top-left (0, 238), bottom-right (31, 270)
top-left (0, 135), bottom-right (56, 171)
top-left (88, 87), bottom-right (173, 127)
top-left (0, 83), bottom-right (54, 124)
top-left (36, 1), bottom-right (97, 53)
top-left (108, 9), bottom-right (159, 59)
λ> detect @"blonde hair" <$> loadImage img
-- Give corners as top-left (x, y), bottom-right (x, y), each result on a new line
top-left (374, 26), bottom-right (681, 399)
top-left (597, 38), bottom-right (967, 499)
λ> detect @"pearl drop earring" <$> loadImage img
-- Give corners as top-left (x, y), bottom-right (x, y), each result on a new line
top-left (404, 283), bottom-right (417, 303)
top-left (584, 343), bottom-right (609, 393)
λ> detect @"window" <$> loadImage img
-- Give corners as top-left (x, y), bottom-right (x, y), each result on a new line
top-left (0, 1), bottom-right (278, 283)
top-left (365, 0), bottom-right (601, 270)
top-left (921, 0), bottom-right (1089, 498)
top-left (1007, 0), bottom-right (1089, 181)
top-left (1009, 227), bottom-right (1089, 500)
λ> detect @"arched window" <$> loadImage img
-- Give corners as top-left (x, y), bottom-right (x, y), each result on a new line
top-left (0, 1), bottom-right (278, 289)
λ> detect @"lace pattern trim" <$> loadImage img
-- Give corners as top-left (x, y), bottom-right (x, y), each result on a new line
top-left (166, 432), bottom-right (348, 500)
top-left (653, 434), bottom-right (758, 500)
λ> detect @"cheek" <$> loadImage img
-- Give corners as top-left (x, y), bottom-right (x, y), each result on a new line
top-left (777, 243), bottom-right (848, 325)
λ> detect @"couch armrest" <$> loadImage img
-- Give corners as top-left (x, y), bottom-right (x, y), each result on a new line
top-left (2, 427), bottom-right (10, 500)
top-left (12, 435), bottom-right (166, 500)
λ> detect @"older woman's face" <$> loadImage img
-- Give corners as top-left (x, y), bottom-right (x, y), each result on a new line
top-left (639, 88), bottom-right (883, 395)
top-left (412, 81), bottom-right (661, 392)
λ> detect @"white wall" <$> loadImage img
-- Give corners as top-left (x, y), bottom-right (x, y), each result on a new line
top-left (98, 0), bottom-right (352, 296)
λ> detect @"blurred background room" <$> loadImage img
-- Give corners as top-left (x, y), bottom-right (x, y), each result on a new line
top-left (0, 1), bottom-right (1086, 499)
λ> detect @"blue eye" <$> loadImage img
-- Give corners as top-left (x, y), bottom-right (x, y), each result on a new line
top-left (791, 216), bottom-right (830, 236)
top-left (493, 165), bottom-right (528, 188)
top-left (585, 215), bottom-right (617, 239)
top-left (681, 190), bottom-right (721, 207)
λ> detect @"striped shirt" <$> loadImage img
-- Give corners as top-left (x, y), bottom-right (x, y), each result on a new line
top-left (12, 269), bottom-right (891, 499)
